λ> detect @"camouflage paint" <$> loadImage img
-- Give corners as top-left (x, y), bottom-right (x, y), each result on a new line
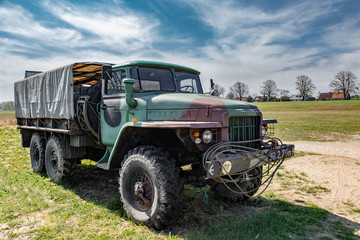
top-left (99, 61), bottom-right (262, 169)
top-left (100, 94), bottom-right (261, 169)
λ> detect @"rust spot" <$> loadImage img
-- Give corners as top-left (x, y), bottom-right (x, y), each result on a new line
top-left (179, 97), bottom-right (230, 142)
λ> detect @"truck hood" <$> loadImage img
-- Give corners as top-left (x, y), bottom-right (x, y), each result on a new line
top-left (146, 93), bottom-right (257, 110)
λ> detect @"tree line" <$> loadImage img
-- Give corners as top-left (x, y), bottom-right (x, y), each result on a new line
top-left (213, 71), bottom-right (359, 101)
top-left (0, 101), bottom-right (15, 111)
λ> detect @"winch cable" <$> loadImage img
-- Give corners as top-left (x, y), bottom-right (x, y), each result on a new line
top-left (203, 137), bottom-right (287, 199)
top-left (216, 151), bottom-right (286, 199)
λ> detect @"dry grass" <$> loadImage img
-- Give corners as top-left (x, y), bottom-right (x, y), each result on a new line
top-left (0, 111), bottom-right (16, 126)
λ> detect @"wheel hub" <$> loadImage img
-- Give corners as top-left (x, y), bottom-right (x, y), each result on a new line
top-left (134, 182), bottom-right (144, 196)
top-left (50, 149), bottom-right (58, 171)
top-left (131, 171), bottom-right (154, 211)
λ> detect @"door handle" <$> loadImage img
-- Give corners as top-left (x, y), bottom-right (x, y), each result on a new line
top-left (101, 104), bottom-right (107, 110)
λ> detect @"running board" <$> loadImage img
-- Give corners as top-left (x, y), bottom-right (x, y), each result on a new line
top-left (96, 147), bottom-right (110, 170)
top-left (96, 162), bottom-right (108, 170)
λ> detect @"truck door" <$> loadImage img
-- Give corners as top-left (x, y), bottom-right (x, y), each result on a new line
top-left (100, 69), bottom-right (127, 146)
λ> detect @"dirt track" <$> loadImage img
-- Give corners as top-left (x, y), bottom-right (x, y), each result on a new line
top-left (270, 139), bottom-right (360, 234)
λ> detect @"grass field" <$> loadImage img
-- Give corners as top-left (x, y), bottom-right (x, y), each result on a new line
top-left (254, 100), bottom-right (360, 141)
top-left (1, 101), bottom-right (360, 239)
top-left (0, 111), bottom-right (16, 126)
top-left (0, 111), bottom-right (15, 115)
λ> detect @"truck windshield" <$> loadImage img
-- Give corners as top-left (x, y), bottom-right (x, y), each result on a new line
top-left (131, 67), bottom-right (176, 92)
top-left (175, 70), bottom-right (203, 94)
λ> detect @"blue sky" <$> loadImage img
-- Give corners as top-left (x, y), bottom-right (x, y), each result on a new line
top-left (1, 0), bottom-right (360, 101)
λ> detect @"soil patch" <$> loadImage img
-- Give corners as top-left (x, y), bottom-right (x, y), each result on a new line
top-left (270, 139), bottom-right (360, 235)
top-left (0, 115), bottom-right (16, 125)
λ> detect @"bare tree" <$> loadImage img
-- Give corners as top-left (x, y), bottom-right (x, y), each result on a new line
top-left (230, 82), bottom-right (249, 100)
top-left (226, 91), bottom-right (235, 99)
top-left (296, 75), bottom-right (316, 101)
top-left (279, 89), bottom-right (291, 101)
top-left (260, 80), bottom-right (278, 101)
top-left (330, 71), bottom-right (359, 99)
top-left (213, 84), bottom-right (226, 97)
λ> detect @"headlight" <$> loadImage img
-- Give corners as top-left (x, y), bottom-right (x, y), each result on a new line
top-left (202, 130), bottom-right (212, 144)
top-left (261, 125), bottom-right (268, 136)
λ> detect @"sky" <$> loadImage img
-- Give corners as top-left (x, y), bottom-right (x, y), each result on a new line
top-left (1, 0), bottom-right (360, 101)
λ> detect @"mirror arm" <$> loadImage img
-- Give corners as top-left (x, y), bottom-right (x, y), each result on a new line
top-left (123, 78), bottom-right (137, 108)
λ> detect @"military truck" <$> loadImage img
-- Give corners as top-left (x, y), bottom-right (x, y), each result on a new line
top-left (14, 61), bottom-right (294, 229)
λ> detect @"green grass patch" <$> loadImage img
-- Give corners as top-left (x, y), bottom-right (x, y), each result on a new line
top-left (190, 199), bottom-right (332, 240)
top-left (343, 201), bottom-right (360, 214)
top-left (287, 151), bottom-right (321, 160)
top-left (254, 100), bottom-right (360, 141)
top-left (0, 111), bottom-right (15, 115)
top-left (1, 125), bottom-right (359, 239)
top-left (329, 221), bottom-right (360, 240)
top-left (298, 185), bottom-right (331, 196)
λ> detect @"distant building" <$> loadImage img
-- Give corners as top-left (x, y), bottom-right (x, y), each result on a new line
top-left (306, 97), bottom-right (316, 101)
top-left (289, 94), bottom-right (305, 101)
top-left (332, 92), bottom-right (350, 100)
top-left (318, 92), bottom-right (332, 101)
top-left (318, 92), bottom-right (350, 100)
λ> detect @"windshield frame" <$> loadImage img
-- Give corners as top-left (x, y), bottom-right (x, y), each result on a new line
top-left (130, 66), bottom-right (176, 93)
top-left (129, 65), bottom-right (203, 94)
top-left (174, 69), bottom-right (204, 94)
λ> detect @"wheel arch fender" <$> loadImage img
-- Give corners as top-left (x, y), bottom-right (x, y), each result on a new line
top-left (107, 123), bottom-right (142, 169)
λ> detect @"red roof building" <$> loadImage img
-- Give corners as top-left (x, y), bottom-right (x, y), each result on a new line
top-left (318, 92), bottom-right (332, 100)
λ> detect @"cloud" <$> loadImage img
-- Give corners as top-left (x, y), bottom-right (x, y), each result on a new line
top-left (1, 0), bottom-right (359, 102)
top-left (172, 0), bottom-right (359, 95)
top-left (0, 0), bottom-right (163, 101)
top-left (42, 0), bottom-right (160, 52)
top-left (0, 4), bottom-right (81, 44)
top-left (322, 17), bottom-right (360, 50)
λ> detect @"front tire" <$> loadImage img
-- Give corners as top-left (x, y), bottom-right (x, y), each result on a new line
top-left (30, 132), bottom-right (45, 173)
top-left (119, 146), bottom-right (183, 230)
top-left (45, 136), bottom-right (76, 183)
top-left (209, 167), bottom-right (263, 202)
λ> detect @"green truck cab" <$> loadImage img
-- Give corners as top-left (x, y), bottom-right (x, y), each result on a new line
top-left (15, 60), bottom-right (294, 229)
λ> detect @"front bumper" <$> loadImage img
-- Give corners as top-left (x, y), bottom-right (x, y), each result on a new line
top-left (203, 140), bottom-right (294, 179)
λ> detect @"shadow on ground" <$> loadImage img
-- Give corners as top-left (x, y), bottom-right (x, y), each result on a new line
top-left (61, 162), bottom-right (360, 240)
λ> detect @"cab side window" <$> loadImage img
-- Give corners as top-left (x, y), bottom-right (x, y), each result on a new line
top-left (106, 70), bottom-right (126, 94)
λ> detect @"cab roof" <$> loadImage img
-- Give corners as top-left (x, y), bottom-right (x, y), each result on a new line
top-left (112, 60), bottom-right (200, 74)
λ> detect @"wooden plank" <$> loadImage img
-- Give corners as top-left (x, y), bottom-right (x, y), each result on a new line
top-left (74, 65), bottom-right (102, 72)
top-left (72, 63), bottom-right (87, 69)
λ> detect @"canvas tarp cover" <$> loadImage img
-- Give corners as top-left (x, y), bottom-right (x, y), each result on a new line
top-left (14, 64), bottom-right (74, 119)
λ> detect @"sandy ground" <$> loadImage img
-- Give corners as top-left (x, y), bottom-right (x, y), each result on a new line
top-left (270, 139), bottom-right (360, 234)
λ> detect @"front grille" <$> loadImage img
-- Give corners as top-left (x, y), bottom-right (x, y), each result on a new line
top-left (228, 116), bottom-right (260, 147)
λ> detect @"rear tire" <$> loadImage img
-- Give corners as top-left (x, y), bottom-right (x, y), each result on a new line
top-left (30, 132), bottom-right (45, 173)
top-left (119, 146), bottom-right (183, 230)
top-left (45, 136), bottom-right (76, 183)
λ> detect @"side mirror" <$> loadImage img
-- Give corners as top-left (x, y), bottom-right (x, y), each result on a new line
top-left (210, 79), bottom-right (218, 96)
top-left (101, 65), bottom-right (112, 80)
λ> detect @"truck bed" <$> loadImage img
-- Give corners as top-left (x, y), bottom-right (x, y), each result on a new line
top-left (14, 62), bottom-right (111, 120)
